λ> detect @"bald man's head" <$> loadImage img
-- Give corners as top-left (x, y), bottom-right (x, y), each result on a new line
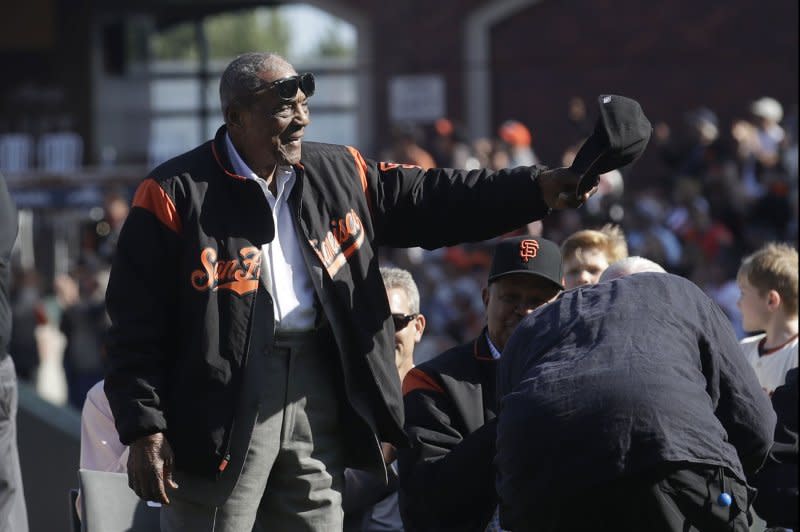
top-left (599, 256), bottom-right (666, 282)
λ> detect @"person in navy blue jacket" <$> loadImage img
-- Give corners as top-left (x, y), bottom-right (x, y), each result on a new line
top-left (496, 272), bottom-right (776, 532)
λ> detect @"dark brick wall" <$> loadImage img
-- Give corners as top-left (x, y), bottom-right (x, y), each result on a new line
top-left (360, 0), bottom-right (489, 153)
top-left (490, 0), bottom-right (798, 167)
top-left (345, 0), bottom-right (796, 162)
top-left (2, 0), bottom-right (795, 165)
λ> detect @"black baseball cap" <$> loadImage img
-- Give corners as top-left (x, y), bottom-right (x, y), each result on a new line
top-left (570, 94), bottom-right (652, 196)
top-left (488, 236), bottom-right (564, 290)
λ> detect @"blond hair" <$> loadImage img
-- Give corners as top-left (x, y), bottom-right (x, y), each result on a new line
top-left (561, 224), bottom-right (628, 263)
top-left (738, 242), bottom-right (799, 316)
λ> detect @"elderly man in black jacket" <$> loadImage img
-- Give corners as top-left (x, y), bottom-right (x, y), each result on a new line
top-left (400, 236), bottom-right (564, 531)
top-left (104, 50), bottom-right (597, 531)
top-left (496, 272), bottom-right (776, 532)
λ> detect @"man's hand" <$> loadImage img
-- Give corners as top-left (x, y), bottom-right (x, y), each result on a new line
top-left (127, 432), bottom-right (178, 504)
top-left (537, 167), bottom-right (597, 209)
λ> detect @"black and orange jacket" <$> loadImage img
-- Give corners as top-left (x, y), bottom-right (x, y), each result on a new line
top-left (398, 333), bottom-right (500, 531)
top-left (104, 125), bottom-right (551, 481)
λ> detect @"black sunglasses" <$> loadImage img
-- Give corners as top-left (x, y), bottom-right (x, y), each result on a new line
top-left (392, 313), bottom-right (418, 330)
top-left (265, 73), bottom-right (316, 101)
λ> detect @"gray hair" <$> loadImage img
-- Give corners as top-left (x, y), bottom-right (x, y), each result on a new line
top-left (380, 267), bottom-right (421, 314)
top-left (599, 256), bottom-right (666, 282)
top-left (219, 52), bottom-right (294, 115)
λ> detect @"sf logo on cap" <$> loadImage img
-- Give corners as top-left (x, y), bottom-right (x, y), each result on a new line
top-left (519, 239), bottom-right (539, 263)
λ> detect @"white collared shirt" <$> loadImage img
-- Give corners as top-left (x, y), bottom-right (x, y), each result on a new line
top-left (486, 332), bottom-right (502, 360)
top-left (225, 133), bottom-right (316, 331)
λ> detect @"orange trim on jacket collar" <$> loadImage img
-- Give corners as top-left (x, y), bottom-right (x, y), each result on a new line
top-left (211, 140), bottom-right (248, 181)
top-left (211, 134), bottom-right (306, 183)
top-left (402, 367), bottom-right (444, 396)
top-left (473, 332), bottom-right (495, 362)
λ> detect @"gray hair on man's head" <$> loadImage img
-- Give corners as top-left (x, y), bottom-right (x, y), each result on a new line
top-left (380, 267), bottom-right (421, 314)
top-left (219, 52), bottom-right (294, 115)
top-left (599, 256), bottom-right (666, 282)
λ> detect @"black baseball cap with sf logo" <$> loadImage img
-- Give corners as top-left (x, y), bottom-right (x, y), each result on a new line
top-left (488, 236), bottom-right (564, 290)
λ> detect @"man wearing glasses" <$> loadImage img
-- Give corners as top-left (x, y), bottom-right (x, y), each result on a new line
top-left (399, 236), bottom-right (564, 531)
top-left (344, 266), bottom-right (425, 531)
top-left (104, 51), bottom-right (593, 531)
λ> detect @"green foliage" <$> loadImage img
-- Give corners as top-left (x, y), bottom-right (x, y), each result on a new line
top-left (151, 22), bottom-right (198, 61)
top-left (150, 8), bottom-right (291, 61)
top-left (206, 10), bottom-right (290, 59)
top-left (313, 21), bottom-right (355, 59)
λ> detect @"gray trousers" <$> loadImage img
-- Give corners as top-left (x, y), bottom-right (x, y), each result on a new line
top-left (0, 356), bottom-right (28, 532)
top-left (161, 331), bottom-right (345, 531)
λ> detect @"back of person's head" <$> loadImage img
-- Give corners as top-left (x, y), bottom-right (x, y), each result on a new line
top-left (380, 267), bottom-right (421, 314)
top-left (599, 256), bottom-right (666, 283)
top-left (561, 224), bottom-right (628, 263)
top-left (498, 120), bottom-right (532, 148)
top-left (434, 118), bottom-right (454, 138)
top-left (393, 122), bottom-right (423, 146)
top-left (737, 243), bottom-right (799, 317)
top-left (685, 107), bottom-right (719, 143)
top-left (750, 97), bottom-right (784, 124)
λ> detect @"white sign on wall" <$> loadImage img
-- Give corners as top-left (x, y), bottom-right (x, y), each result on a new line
top-left (388, 74), bottom-right (445, 123)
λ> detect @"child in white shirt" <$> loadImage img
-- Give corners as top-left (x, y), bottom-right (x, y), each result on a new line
top-left (737, 242), bottom-right (798, 395)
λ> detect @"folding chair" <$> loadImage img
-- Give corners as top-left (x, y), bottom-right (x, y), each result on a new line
top-left (78, 469), bottom-right (161, 532)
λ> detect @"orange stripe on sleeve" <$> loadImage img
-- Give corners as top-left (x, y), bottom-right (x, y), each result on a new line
top-left (346, 146), bottom-right (374, 217)
top-left (132, 179), bottom-right (182, 234)
top-left (346, 146), bottom-right (369, 193)
top-left (402, 367), bottom-right (444, 396)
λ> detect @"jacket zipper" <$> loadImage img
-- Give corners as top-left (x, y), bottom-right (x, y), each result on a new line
top-left (289, 165), bottom-right (387, 480)
top-left (216, 264), bottom-right (270, 477)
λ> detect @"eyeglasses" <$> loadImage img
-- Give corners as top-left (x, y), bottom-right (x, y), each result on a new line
top-left (265, 73), bottom-right (315, 101)
top-left (392, 313), bottom-right (419, 330)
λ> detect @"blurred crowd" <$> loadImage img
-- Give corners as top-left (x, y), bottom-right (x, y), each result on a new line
top-left (380, 95), bottom-right (798, 363)
top-left (7, 94), bottom-right (798, 406)
top-left (8, 192), bottom-right (127, 408)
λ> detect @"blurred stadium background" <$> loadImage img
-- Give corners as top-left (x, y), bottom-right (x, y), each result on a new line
top-left (0, 1), bottom-right (796, 530)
